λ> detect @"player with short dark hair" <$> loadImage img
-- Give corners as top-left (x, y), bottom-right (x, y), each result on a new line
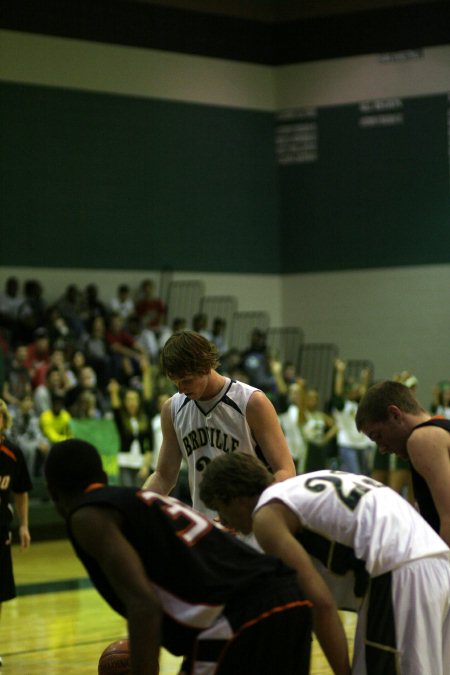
top-left (356, 380), bottom-right (450, 545)
top-left (200, 452), bottom-right (450, 675)
top-left (44, 439), bottom-right (313, 675)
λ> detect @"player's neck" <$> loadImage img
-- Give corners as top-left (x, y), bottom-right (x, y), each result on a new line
top-left (200, 371), bottom-right (227, 401)
top-left (409, 410), bottom-right (431, 425)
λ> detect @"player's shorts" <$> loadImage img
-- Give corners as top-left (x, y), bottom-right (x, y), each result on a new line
top-left (0, 530), bottom-right (16, 602)
top-left (352, 555), bottom-right (450, 675)
top-left (182, 576), bottom-right (312, 675)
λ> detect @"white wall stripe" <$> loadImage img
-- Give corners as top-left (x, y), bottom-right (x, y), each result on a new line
top-left (0, 30), bottom-right (275, 111)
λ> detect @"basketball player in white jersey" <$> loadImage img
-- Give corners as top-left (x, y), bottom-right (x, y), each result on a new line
top-left (200, 453), bottom-right (450, 675)
top-left (142, 331), bottom-right (295, 518)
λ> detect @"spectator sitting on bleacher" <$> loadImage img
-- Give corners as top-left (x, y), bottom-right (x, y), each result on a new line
top-left (24, 326), bottom-right (51, 389)
top-left (110, 283), bottom-right (135, 323)
top-left (55, 284), bottom-right (84, 339)
top-left (158, 316), bottom-right (187, 350)
top-left (431, 379), bottom-right (450, 419)
top-left (2, 344), bottom-right (32, 412)
top-left (277, 380), bottom-right (307, 473)
top-left (127, 313), bottom-right (160, 362)
top-left (64, 365), bottom-right (108, 418)
top-left (65, 349), bottom-right (89, 389)
top-left (35, 342), bottom-right (72, 392)
top-left (134, 278), bottom-right (166, 329)
top-left (218, 346), bottom-right (242, 377)
top-left (107, 356), bottom-right (155, 487)
top-left (210, 317), bottom-right (228, 355)
top-left (70, 391), bottom-right (102, 419)
top-left (46, 306), bottom-right (76, 349)
top-left (16, 279), bottom-right (47, 344)
top-left (33, 365), bottom-right (67, 416)
top-left (241, 329), bottom-right (288, 413)
top-left (78, 283), bottom-right (107, 329)
top-left (38, 393), bottom-right (73, 474)
top-left (296, 378), bottom-right (337, 473)
top-left (282, 361), bottom-right (298, 387)
top-left (81, 315), bottom-right (111, 390)
top-left (135, 314), bottom-right (160, 362)
top-left (331, 359), bottom-right (375, 475)
top-left (9, 393), bottom-right (50, 476)
top-left (241, 329), bottom-right (270, 384)
top-left (192, 313), bottom-right (212, 341)
top-left (105, 312), bottom-right (145, 385)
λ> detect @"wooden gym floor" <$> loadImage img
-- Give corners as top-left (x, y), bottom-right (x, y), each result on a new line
top-left (1, 539), bottom-right (356, 673)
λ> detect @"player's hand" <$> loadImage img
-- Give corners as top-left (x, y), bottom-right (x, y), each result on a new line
top-left (19, 525), bottom-right (31, 549)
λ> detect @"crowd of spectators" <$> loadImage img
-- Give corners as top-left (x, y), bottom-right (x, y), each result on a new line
top-left (0, 277), bottom-right (296, 482)
top-left (0, 277), bottom-right (169, 475)
top-left (0, 275), bottom-right (437, 502)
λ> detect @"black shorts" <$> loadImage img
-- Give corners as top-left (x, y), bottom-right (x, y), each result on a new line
top-left (0, 532), bottom-right (16, 602)
top-left (182, 577), bottom-right (313, 675)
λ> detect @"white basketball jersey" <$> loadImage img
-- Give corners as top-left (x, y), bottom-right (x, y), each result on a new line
top-left (255, 470), bottom-right (449, 577)
top-left (171, 378), bottom-right (259, 516)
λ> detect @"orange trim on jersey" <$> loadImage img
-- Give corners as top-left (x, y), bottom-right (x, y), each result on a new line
top-left (0, 444), bottom-right (17, 462)
top-left (213, 598), bottom-right (313, 670)
top-left (84, 482), bottom-right (106, 493)
top-left (431, 415), bottom-right (446, 420)
top-left (237, 598), bottom-right (313, 633)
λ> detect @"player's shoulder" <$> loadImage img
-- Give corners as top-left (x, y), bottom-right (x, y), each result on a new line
top-left (166, 391), bottom-right (188, 414)
top-left (409, 420), bottom-right (450, 445)
top-left (408, 427), bottom-right (450, 469)
top-left (228, 377), bottom-right (256, 394)
top-left (0, 437), bottom-right (24, 462)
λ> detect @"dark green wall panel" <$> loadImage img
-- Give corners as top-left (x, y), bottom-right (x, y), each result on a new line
top-left (279, 93), bottom-right (450, 272)
top-left (2, 83), bottom-right (449, 275)
top-left (0, 82), bottom-right (280, 273)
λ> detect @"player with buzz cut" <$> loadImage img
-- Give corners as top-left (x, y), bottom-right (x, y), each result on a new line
top-left (44, 439), bottom-right (313, 675)
top-left (200, 452), bottom-right (450, 675)
top-left (142, 330), bottom-right (296, 518)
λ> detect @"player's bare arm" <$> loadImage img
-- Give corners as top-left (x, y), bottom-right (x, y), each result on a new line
top-left (142, 397), bottom-right (182, 493)
top-left (246, 391), bottom-right (296, 481)
top-left (408, 427), bottom-right (450, 546)
top-left (14, 492), bottom-right (31, 548)
top-left (71, 506), bottom-right (161, 675)
top-left (253, 502), bottom-right (350, 675)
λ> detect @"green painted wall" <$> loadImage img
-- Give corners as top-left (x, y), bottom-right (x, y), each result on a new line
top-left (0, 82), bottom-right (280, 273)
top-left (279, 93), bottom-right (450, 272)
top-left (1, 83), bottom-right (449, 274)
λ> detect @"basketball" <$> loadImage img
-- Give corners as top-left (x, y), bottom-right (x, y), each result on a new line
top-left (98, 639), bottom-right (130, 674)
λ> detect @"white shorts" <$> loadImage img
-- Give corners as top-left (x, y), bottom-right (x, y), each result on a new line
top-left (352, 555), bottom-right (450, 675)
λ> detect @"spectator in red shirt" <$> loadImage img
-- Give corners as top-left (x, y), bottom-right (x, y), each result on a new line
top-left (105, 312), bottom-right (144, 385)
top-left (25, 327), bottom-right (51, 389)
top-left (134, 279), bottom-right (166, 329)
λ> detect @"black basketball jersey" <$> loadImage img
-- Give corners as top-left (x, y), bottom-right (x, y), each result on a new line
top-left (0, 438), bottom-right (32, 532)
top-left (410, 417), bottom-right (450, 532)
top-left (67, 486), bottom-right (297, 654)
